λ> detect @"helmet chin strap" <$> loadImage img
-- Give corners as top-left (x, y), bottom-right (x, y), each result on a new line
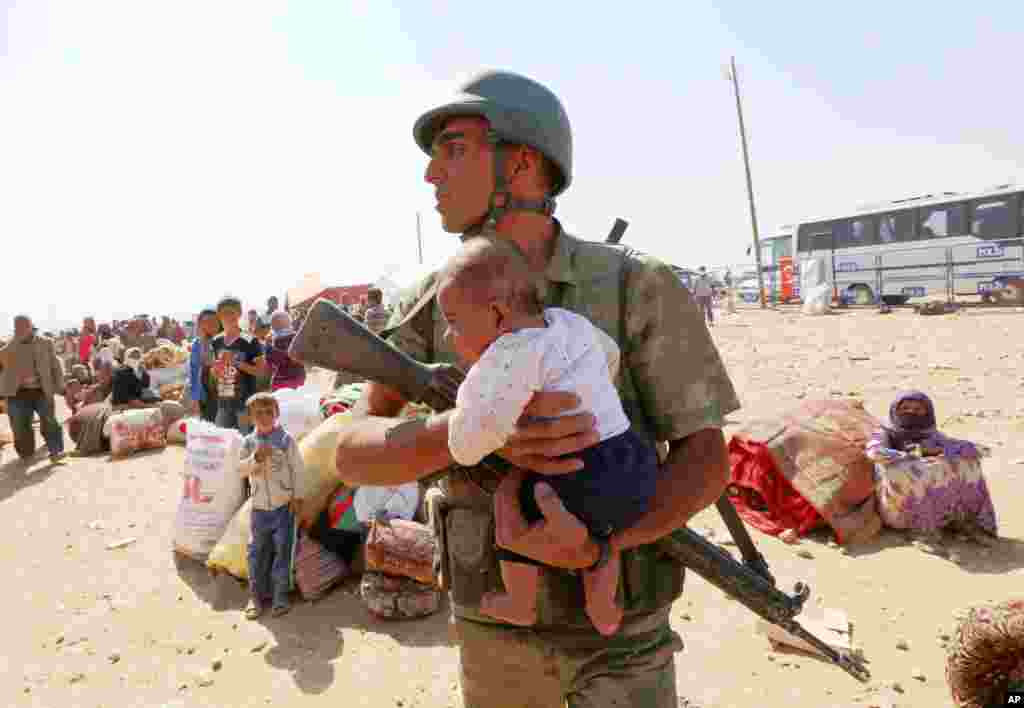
top-left (479, 130), bottom-right (556, 231)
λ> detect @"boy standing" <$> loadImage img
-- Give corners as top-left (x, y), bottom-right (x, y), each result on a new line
top-left (240, 393), bottom-right (307, 618)
top-left (210, 297), bottom-right (267, 434)
top-left (188, 309), bottom-right (220, 423)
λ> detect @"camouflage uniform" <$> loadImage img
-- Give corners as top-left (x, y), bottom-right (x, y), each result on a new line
top-left (387, 223), bottom-right (741, 707)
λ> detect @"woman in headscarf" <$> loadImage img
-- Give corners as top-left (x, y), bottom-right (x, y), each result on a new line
top-left (866, 391), bottom-right (997, 544)
top-left (266, 311), bottom-right (306, 392)
top-left (946, 598), bottom-right (1024, 708)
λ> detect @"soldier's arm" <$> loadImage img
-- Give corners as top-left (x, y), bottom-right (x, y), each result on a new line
top-left (334, 381), bottom-right (456, 486)
top-left (612, 428), bottom-right (729, 552)
top-left (610, 256), bottom-right (740, 552)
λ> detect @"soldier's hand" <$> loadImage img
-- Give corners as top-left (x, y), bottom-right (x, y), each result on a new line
top-left (493, 469), bottom-right (597, 570)
top-left (423, 363), bottom-right (464, 412)
top-left (497, 391), bottom-right (600, 475)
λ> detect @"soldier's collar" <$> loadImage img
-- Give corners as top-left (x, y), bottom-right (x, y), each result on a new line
top-left (543, 219), bottom-right (581, 285)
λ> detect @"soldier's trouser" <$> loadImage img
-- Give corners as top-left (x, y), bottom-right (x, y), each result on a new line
top-left (453, 607), bottom-right (682, 708)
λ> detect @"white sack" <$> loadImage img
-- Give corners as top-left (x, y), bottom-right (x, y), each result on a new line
top-left (173, 420), bottom-right (246, 559)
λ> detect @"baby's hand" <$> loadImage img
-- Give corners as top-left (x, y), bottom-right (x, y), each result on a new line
top-left (254, 444), bottom-right (272, 463)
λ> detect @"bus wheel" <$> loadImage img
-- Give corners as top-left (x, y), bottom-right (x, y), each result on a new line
top-left (981, 292), bottom-right (994, 304)
top-left (848, 284), bottom-right (875, 306)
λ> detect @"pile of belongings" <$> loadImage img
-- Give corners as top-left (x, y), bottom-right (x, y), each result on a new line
top-left (320, 383), bottom-right (433, 420)
top-left (725, 399), bottom-right (882, 545)
top-left (107, 407), bottom-right (168, 458)
top-left (143, 340), bottom-right (190, 369)
top-left (159, 382), bottom-right (185, 402)
top-left (202, 406), bottom-right (441, 614)
top-left (361, 518), bottom-right (441, 620)
top-left (915, 301), bottom-right (959, 316)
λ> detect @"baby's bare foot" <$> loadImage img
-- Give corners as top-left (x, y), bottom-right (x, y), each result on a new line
top-left (584, 552), bottom-right (623, 637)
top-left (480, 592), bottom-right (537, 627)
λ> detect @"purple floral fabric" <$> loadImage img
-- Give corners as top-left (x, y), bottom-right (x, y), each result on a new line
top-left (869, 448), bottom-right (997, 534)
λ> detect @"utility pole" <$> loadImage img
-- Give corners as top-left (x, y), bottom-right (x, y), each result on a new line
top-left (416, 212), bottom-right (424, 265)
top-left (727, 56), bottom-right (768, 308)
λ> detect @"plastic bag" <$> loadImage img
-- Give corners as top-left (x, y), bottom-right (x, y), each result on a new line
top-left (148, 363), bottom-right (189, 395)
top-left (801, 283), bottom-right (832, 316)
top-left (173, 420), bottom-right (245, 560)
top-left (298, 412), bottom-right (356, 490)
top-left (354, 483), bottom-right (420, 524)
top-left (109, 408), bottom-right (166, 458)
top-left (274, 385), bottom-right (323, 442)
top-left (167, 416), bottom-right (195, 445)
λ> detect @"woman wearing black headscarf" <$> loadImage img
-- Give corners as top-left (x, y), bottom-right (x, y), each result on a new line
top-left (866, 391), bottom-right (997, 543)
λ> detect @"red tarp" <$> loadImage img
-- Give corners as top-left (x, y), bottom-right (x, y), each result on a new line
top-left (727, 436), bottom-right (824, 538)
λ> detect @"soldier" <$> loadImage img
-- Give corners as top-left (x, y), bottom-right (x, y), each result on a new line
top-left (328, 71), bottom-right (741, 707)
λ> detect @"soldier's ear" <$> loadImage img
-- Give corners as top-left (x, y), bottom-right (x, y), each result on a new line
top-left (491, 299), bottom-right (511, 331)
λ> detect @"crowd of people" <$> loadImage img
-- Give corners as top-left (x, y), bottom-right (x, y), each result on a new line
top-left (0, 287), bottom-right (394, 458)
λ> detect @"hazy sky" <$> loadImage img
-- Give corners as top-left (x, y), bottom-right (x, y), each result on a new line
top-left (3, 1), bottom-right (1022, 335)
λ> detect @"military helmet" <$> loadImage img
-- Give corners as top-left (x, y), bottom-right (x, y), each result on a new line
top-left (413, 71), bottom-right (573, 197)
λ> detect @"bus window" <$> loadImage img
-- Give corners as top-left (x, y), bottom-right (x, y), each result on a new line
top-left (849, 218), bottom-right (875, 246)
top-left (878, 211), bottom-right (914, 243)
top-left (798, 222), bottom-right (830, 252)
top-left (811, 231), bottom-right (833, 251)
top-left (831, 221), bottom-right (851, 249)
top-left (1020, 196), bottom-right (1024, 235)
top-left (919, 207), bottom-right (948, 239)
top-left (971, 199), bottom-right (1012, 239)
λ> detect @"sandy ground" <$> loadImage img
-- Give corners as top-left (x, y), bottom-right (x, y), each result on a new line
top-left (3, 305), bottom-right (1023, 708)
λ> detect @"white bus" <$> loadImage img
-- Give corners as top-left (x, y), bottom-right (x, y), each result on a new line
top-left (782, 185), bottom-right (1024, 305)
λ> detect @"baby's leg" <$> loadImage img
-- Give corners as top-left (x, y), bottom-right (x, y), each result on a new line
top-left (480, 560), bottom-right (539, 626)
top-left (519, 477), bottom-right (588, 548)
top-left (583, 549), bottom-right (623, 637)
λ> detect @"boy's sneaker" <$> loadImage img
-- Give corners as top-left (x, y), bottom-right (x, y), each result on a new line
top-left (49, 452), bottom-right (68, 465)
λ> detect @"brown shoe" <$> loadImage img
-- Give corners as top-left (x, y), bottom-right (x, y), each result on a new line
top-left (244, 599), bottom-right (265, 620)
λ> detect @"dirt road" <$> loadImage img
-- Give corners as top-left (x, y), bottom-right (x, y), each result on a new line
top-left (3, 306), bottom-right (1022, 707)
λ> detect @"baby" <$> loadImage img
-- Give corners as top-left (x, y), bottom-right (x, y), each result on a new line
top-left (441, 237), bottom-right (660, 636)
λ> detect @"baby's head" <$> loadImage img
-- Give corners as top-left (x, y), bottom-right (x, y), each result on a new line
top-left (437, 237), bottom-right (542, 364)
top-left (246, 392), bottom-right (280, 434)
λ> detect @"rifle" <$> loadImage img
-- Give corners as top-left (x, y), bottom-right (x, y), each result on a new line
top-left (290, 298), bottom-right (870, 682)
top-left (605, 218), bottom-right (629, 244)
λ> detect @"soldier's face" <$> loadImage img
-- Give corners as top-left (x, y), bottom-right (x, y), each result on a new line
top-left (426, 116), bottom-right (493, 234)
top-left (437, 278), bottom-right (500, 366)
top-left (13, 317), bottom-right (32, 339)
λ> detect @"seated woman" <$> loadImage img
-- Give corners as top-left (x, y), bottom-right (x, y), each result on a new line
top-left (111, 347), bottom-right (160, 409)
top-left (867, 391), bottom-right (997, 547)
